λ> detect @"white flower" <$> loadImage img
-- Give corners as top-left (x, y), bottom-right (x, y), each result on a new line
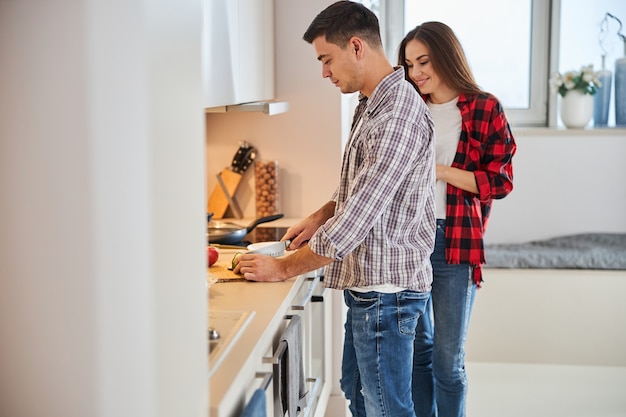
top-left (550, 65), bottom-right (600, 97)
top-left (549, 72), bottom-right (564, 94)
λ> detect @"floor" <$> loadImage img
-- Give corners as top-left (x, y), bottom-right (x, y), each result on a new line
top-left (466, 362), bottom-right (626, 417)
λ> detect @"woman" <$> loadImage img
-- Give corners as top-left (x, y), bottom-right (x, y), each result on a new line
top-left (398, 22), bottom-right (516, 417)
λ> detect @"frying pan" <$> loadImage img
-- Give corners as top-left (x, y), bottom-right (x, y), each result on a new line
top-left (207, 213), bottom-right (284, 244)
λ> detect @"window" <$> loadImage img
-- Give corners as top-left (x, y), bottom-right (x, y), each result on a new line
top-left (379, 0), bottom-right (626, 128)
top-left (558, 0), bottom-right (626, 127)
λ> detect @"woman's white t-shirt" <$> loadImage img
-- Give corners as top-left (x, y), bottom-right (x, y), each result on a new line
top-left (427, 97), bottom-right (462, 219)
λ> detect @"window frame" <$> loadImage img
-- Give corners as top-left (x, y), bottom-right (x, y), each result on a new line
top-left (381, 0), bottom-right (554, 127)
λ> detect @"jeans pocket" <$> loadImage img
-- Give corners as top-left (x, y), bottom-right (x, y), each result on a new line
top-left (397, 291), bottom-right (430, 336)
top-left (347, 290), bottom-right (378, 305)
top-left (346, 290), bottom-right (380, 317)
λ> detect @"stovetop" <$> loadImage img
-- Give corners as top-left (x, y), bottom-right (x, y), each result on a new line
top-left (237, 227), bottom-right (290, 246)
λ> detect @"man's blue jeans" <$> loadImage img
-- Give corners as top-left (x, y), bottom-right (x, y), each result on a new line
top-left (341, 288), bottom-right (430, 417)
top-left (412, 219), bottom-right (477, 417)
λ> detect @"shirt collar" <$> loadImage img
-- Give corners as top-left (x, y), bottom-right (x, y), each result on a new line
top-left (359, 67), bottom-right (405, 113)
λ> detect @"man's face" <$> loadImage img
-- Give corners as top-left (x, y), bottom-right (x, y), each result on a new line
top-left (312, 35), bottom-right (362, 94)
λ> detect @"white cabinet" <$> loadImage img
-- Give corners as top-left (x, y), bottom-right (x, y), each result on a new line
top-left (203, 0), bottom-right (275, 108)
top-left (208, 275), bottom-right (332, 417)
top-left (241, 276), bottom-right (331, 417)
top-left (207, 246), bottom-right (333, 416)
top-left (288, 276), bottom-right (331, 417)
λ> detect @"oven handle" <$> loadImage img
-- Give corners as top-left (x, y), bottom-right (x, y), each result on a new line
top-left (261, 314), bottom-right (294, 364)
top-left (262, 339), bottom-right (287, 365)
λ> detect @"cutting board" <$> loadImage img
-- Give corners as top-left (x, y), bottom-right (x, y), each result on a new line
top-left (208, 260), bottom-right (244, 279)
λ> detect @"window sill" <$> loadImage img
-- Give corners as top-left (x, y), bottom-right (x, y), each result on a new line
top-left (511, 126), bottom-right (626, 137)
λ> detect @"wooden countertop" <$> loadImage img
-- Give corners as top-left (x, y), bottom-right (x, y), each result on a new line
top-left (207, 249), bottom-right (305, 417)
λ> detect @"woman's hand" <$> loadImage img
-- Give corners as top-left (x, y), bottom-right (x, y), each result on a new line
top-left (436, 164), bottom-right (478, 194)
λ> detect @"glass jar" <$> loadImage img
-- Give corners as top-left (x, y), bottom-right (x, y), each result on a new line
top-left (255, 160), bottom-right (281, 218)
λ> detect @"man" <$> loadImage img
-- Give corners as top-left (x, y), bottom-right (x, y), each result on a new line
top-left (234, 1), bottom-right (436, 415)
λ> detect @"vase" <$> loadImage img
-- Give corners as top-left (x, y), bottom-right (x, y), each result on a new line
top-left (560, 90), bottom-right (593, 129)
top-left (593, 69), bottom-right (612, 127)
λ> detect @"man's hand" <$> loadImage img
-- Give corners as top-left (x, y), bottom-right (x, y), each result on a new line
top-left (232, 245), bottom-right (333, 282)
top-left (232, 253), bottom-right (288, 282)
top-left (283, 201), bottom-right (336, 251)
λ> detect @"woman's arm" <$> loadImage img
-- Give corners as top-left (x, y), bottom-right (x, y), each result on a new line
top-left (436, 165), bottom-right (478, 194)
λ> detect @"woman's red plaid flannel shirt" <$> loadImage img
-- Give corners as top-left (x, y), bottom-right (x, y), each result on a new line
top-left (428, 92), bottom-right (516, 285)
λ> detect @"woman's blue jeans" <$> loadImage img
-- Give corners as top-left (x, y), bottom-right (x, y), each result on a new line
top-left (412, 219), bottom-right (477, 417)
top-left (341, 288), bottom-right (430, 416)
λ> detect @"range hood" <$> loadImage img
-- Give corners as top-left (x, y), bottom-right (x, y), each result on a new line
top-left (205, 100), bottom-right (289, 116)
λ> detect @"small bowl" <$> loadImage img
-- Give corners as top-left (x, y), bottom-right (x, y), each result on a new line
top-left (246, 241), bottom-right (288, 257)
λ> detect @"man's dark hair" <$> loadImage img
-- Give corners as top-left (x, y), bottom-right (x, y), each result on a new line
top-left (303, 1), bottom-right (382, 49)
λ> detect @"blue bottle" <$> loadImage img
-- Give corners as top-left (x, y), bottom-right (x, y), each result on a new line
top-left (616, 42), bottom-right (626, 126)
top-left (594, 57), bottom-right (612, 127)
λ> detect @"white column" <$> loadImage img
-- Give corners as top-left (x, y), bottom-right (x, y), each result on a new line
top-left (0, 1), bottom-right (207, 416)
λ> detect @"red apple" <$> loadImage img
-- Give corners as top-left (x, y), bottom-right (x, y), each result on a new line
top-left (207, 246), bottom-right (219, 267)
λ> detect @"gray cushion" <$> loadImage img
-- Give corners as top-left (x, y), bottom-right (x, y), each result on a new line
top-left (484, 233), bottom-right (626, 270)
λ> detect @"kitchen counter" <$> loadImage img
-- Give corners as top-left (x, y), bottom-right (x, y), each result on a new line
top-left (207, 249), bottom-right (306, 417)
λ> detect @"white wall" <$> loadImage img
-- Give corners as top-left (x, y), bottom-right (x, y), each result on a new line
top-left (485, 128), bottom-right (626, 244)
top-left (0, 1), bottom-right (208, 416)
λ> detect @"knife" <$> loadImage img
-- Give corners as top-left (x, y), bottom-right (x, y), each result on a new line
top-left (246, 240), bottom-right (291, 257)
top-left (216, 142), bottom-right (257, 219)
top-left (231, 141), bottom-right (257, 174)
top-left (216, 278), bottom-right (249, 283)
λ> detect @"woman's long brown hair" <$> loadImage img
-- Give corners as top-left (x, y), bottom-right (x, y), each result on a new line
top-left (398, 21), bottom-right (483, 95)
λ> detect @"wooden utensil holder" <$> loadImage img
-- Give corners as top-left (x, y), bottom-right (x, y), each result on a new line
top-left (207, 169), bottom-right (243, 219)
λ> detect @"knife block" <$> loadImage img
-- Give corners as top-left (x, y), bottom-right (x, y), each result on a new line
top-left (207, 169), bottom-right (242, 219)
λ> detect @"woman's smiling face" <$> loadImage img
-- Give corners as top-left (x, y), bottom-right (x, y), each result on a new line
top-left (405, 38), bottom-right (461, 104)
top-left (404, 38), bottom-right (460, 104)
top-left (403, 39), bottom-right (439, 95)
